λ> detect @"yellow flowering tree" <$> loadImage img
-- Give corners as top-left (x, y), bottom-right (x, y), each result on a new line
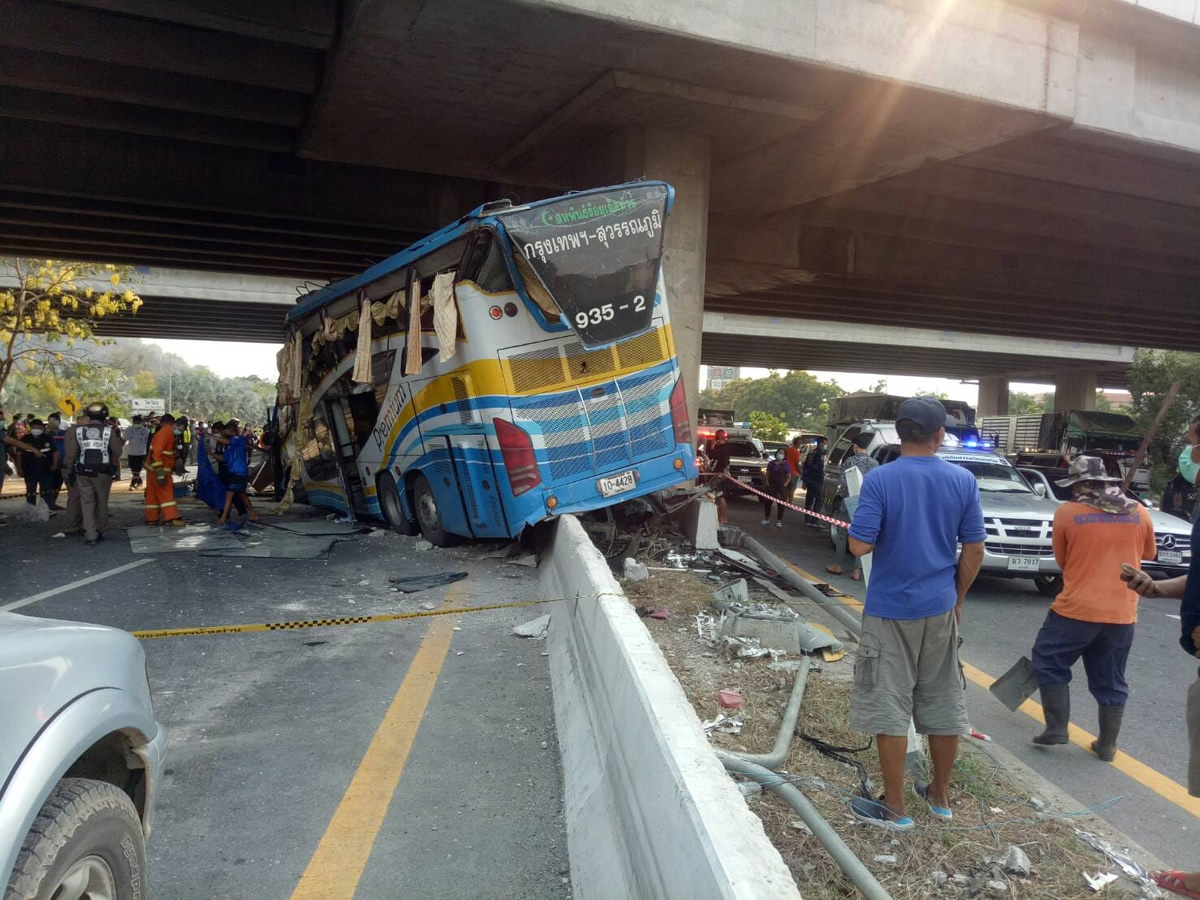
top-left (0, 258), bottom-right (142, 398)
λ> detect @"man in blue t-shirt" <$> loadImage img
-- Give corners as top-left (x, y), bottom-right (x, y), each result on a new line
top-left (846, 397), bottom-right (986, 831)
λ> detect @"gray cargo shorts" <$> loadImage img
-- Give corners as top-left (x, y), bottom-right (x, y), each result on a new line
top-left (850, 609), bottom-right (969, 737)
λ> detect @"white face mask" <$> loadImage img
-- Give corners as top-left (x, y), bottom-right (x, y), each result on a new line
top-left (174, 427), bottom-right (183, 435)
top-left (30, 428), bottom-right (43, 437)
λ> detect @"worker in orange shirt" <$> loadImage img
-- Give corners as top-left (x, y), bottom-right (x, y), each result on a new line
top-left (145, 413), bottom-right (185, 526)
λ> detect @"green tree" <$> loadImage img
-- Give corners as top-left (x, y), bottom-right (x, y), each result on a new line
top-left (1093, 390), bottom-right (1114, 412)
top-left (1127, 349), bottom-right (1200, 493)
top-left (914, 389), bottom-right (950, 401)
top-left (699, 370), bottom-right (845, 430)
top-left (0, 259), bottom-right (141, 397)
top-left (1008, 392), bottom-right (1045, 415)
top-left (748, 411), bottom-right (788, 441)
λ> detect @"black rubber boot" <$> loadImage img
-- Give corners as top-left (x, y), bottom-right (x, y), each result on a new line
top-left (1032, 684), bottom-right (1071, 745)
top-left (1091, 705), bottom-right (1124, 762)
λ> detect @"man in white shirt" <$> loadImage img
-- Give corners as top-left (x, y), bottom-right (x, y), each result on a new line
top-left (124, 415), bottom-right (150, 489)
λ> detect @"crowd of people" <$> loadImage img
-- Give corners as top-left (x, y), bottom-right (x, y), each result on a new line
top-left (0, 403), bottom-right (266, 539)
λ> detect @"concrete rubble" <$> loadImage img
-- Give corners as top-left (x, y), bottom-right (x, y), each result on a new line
top-left (512, 615), bottom-right (550, 639)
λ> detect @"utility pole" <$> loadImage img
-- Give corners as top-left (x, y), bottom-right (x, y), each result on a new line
top-left (167, 353), bottom-right (173, 414)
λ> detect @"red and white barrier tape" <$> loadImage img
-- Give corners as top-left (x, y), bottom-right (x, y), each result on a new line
top-left (706, 472), bottom-right (852, 529)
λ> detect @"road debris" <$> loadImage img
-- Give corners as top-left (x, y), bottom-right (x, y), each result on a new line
top-left (702, 713), bottom-right (743, 736)
top-left (512, 615), bottom-right (550, 639)
top-left (1084, 871), bottom-right (1118, 892)
top-left (1074, 830), bottom-right (1153, 887)
top-left (873, 855), bottom-right (897, 865)
top-left (712, 578), bottom-right (750, 606)
top-left (984, 879), bottom-right (1008, 895)
top-left (415, 540), bottom-right (434, 551)
top-left (993, 844), bottom-right (1032, 877)
top-left (388, 571), bottom-right (469, 592)
top-left (930, 871), bottom-right (948, 887)
top-left (622, 558), bottom-right (649, 581)
top-left (507, 553), bottom-right (538, 568)
top-left (715, 689), bottom-right (743, 709)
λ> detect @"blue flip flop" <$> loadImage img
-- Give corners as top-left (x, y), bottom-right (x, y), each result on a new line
top-left (914, 781), bottom-right (953, 821)
top-left (850, 794), bottom-right (915, 832)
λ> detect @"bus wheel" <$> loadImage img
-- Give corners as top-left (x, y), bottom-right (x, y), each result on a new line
top-left (379, 473), bottom-right (418, 535)
top-left (413, 474), bottom-right (460, 547)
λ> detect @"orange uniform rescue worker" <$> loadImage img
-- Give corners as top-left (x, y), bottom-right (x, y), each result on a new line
top-left (145, 413), bottom-right (185, 526)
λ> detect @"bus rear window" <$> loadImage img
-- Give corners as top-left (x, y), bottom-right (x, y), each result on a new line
top-left (500, 184), bottom-right (668, 348)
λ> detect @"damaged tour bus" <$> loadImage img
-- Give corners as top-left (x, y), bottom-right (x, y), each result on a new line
top-left (275, 181), bottom-right (697, 545)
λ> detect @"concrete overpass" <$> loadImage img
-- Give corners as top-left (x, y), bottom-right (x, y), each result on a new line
top-left (2, 0), bottom-right (1199, 418)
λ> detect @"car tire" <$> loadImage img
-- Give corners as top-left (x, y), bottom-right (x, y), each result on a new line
top-left (378, 473), bottom-right (419, 536)
top-left (1034, 574), bottom-right (1063, 598)
top-left (5, 778), bottom-right (147, 900)
top-left (412, 473), bottom-right (460, 547)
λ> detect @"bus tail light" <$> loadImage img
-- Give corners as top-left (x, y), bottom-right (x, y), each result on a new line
top-left (669, 377), bottom-right (691, 445)
top-left (494, 417), bottom-right (541, 496)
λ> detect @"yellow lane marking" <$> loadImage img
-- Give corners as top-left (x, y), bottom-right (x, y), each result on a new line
top-left (290, 582), bottom-right (466, 899)
top-left (786, 561), bottom-right (1200, 819)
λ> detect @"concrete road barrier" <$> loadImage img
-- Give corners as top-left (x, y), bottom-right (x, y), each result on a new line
top-left (541, 515), bottom-right (800, 899)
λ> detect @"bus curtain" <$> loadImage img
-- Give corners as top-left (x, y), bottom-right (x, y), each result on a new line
top-left (352, 295), bottom-right (373, 383)
top-left (196, 445), bottom-right (226, 510)
top-left (405, 278), bottom-right (422, 376)
top-left (432, 271), bottom-right (457, 362)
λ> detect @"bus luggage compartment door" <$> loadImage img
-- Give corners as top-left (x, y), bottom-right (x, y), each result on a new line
top-left (448, 434), bottom-right (509, 538)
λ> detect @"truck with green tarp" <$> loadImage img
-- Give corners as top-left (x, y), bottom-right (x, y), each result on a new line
top-left (1008, 410), bottom-right (1149, 492)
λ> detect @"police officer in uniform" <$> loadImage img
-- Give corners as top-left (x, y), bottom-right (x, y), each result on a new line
top-left (63, 402), bottom-right (124, 545)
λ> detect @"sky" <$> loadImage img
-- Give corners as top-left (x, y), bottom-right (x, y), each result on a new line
top-left (147, 339), bottom-right (282, 380)
top-left (143, 339), bottom-right (1062, 400)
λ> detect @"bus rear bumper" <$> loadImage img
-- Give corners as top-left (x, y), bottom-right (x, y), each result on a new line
top-left (535, 454), bottom-right (696, 521)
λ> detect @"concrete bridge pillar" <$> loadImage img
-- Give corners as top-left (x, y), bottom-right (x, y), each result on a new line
top-left (1053, 371), bottom-right (1097, 413)
top-left (977, 376), bottom-right (1009, 417)
top-left (574, 127), bottom-right (711, 428)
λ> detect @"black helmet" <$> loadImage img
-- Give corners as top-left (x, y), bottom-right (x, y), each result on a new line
top-left (84, 402), bottom-right (109, 421)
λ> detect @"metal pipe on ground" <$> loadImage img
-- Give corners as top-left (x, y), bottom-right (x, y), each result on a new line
top-left (727, 656), bottom-right (810, 769)
top-left (717, 753), bottom-right (892, 900)
top-left (725, 529), bottom-right (864, 637)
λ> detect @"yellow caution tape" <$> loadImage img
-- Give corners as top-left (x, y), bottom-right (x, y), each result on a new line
top-left (132, 598), bottom-right (563, 640)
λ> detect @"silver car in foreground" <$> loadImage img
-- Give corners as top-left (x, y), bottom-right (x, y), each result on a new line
top-left (2, 612), bottom-right (166, 900)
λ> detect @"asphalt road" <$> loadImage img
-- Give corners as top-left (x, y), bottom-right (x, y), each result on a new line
top-left (0, 491), bottom-right (569, 899)
top-left (725, 495), bottom-right (1200, 871)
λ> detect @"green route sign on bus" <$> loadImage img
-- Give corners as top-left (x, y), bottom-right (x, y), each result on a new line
top-left (500, 183), bottom-right (670, 348)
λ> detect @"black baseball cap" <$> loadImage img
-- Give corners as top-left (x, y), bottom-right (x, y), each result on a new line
top-left (896, 397), bottom-right (947, 436)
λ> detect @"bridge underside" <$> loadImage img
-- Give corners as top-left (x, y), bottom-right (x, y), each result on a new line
top-left (0, 0), bottom-right (1198, 363)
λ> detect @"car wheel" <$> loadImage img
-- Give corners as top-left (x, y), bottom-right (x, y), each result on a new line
top-left (6, 778), bottom-right (147, 900)
top-left (378, 473), bottom-right (419, 536)
top-left (1034, 574), bottom-right (1063, 598)
top-left (412, 473), bottom-right (460, 547)
top-left (828, 500), bottom-right (845, 549)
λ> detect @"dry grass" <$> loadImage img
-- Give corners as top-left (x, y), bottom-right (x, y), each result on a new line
top-left (628, 568), bottom-right (1146, 900)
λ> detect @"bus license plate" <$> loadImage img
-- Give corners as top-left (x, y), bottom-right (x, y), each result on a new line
top-left (598, 470), bottom-right (637, 498)
top-left (1159, 550), bottom-right (1183, 565)
top-left (737, 476), bottom-right (752, 483)
top-left (1007, 556), bottom-right (1041, 572)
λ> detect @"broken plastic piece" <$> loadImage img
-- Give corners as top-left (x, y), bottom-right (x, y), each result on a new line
top-left (647, 608), bottom-right (669, 620)
top-left (1084, 871), bottom-right (1117, 892)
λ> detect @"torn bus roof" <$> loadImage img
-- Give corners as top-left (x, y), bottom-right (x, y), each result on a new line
top-left (286, 180), bottom-right (673, 327)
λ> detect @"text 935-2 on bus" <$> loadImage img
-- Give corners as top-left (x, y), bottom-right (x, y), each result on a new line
top-left (276, 181), bottom-right (697, 545)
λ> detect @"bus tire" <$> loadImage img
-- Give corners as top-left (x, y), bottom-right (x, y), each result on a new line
top-left (379, 473), bottom-right (418, 536)
top-left (1034, 574), bottom-right (1063, 598)
top-left (413, 473), bottom-right (460, 547)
